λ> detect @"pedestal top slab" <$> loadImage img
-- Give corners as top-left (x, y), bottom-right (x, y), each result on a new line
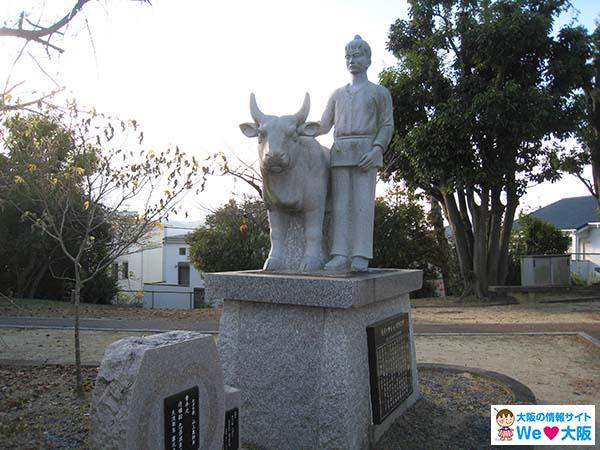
top-left (204, 268), bottom-right (422, 309)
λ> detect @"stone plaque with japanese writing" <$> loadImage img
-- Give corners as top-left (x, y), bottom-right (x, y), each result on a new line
top-left (223, 408), bottom-right (239, 450)
top-left (164, 386), bottom-right (200, 450)
top-left (91, 331), bottom-right (225, 450)
top-left (367, 313), bottom-right (413, 424)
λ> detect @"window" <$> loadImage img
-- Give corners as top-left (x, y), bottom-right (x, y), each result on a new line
top-left (178, 263), bottom-right (190, 286)
top-left (179, 247), bottom-right (187, 256)
top-left (122, 262), bottom-right (129, 279)
top-left (112, 263), bottom-right (119, 280)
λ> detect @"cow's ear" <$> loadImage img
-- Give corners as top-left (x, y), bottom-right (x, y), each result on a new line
top-left (298, 121), bottom-right (320, 137)
top-left (240, 122), bottom-right (259, 138)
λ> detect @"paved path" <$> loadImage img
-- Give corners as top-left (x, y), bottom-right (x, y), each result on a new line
top-left (1, 315), bottom-right (598, 342)
top-left (0, 316), bottom-right (218, 333)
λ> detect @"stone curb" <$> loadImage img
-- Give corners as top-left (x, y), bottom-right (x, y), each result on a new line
top-left (417, 363), bottom-right (536, 450)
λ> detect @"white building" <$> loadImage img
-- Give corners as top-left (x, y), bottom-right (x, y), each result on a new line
top-left (572, 222), bottom-right (600, 284)
top-left (114, 220), bottom-right (204, 308)
top-left (527, 196), bottom-right (599, 284)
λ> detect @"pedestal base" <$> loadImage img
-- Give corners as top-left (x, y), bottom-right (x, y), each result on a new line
top-left (205, 269), bottom-right (422, 450)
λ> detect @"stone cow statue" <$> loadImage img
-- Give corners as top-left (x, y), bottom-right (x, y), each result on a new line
top-left (240, 93), bottom-right (329, 271)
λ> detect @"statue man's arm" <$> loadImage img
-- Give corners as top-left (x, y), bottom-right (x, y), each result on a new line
top-left (358, 87), bottom-right (394, 171)
top-left (372, 87), bottom-right (394, 152)
top-left (315, 92), bottom-right (336, 136)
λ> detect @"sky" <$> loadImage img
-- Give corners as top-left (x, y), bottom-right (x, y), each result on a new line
top-left (1, 0), bottom-right (599, 219)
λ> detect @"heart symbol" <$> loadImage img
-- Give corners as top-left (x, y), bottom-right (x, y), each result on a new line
top-left (544, 426), bottom-right (559, 440)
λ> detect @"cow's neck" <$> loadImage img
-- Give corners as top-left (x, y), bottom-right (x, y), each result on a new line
top-left (262, 142), bottom-right (309, 212)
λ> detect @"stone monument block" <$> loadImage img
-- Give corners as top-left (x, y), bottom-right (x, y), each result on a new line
top-left (90, 331), bottom-right (225, 450)
top-left (205, 269), bottom-right (422, 450)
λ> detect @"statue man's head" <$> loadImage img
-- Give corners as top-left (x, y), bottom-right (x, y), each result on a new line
top-left (345, 35), bottom-right (371, 75)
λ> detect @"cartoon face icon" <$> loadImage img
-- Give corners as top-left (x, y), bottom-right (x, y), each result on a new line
top-left (497, 411), bottom-right (515, 427)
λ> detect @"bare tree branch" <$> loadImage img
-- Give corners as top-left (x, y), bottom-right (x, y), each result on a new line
top-left (0, 1), bottom-right (92, 50)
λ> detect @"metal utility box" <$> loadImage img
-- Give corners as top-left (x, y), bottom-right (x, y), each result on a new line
top-left (520, 255), bottom-right (571, 287)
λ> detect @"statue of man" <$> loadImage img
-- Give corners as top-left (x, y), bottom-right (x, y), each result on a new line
top-left (317, 35), bottom-right (394, 271)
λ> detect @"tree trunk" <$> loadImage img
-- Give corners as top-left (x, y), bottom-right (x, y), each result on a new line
top-left (441, 190), bottom-right (475, 297)
top-left (15, 256), bottom-right (37, 298)
top-left (468, 189), bottom-right (490, 299)
top-left (72, 273), bottom-right (83, 396)
top-left (26, 259), bottom-right (50, 299)
top-left (494, 173), bottom-right (519, 285)
top-left (589, 139), bottom-right (600, 207)
top-left (428, 195), bottom-right (450, 292)
top-left (486, 189), bottom-right (504, 286)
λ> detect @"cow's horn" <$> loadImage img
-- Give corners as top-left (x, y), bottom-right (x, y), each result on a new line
top-left (294, 93), bottom-right (310, 124)
top-left (250, 93), bottom-right (266, 123)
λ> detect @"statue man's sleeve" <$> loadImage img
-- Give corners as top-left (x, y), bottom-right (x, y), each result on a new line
top-left (316, 92), bottom-right (336, 136)
top-left (372, 88), bottom-right (394, 151)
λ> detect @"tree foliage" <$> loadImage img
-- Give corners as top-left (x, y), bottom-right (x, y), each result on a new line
top-left (555, 22), bottom-right (600, 204)
top-left (372, 189), bottom-right (442, 272)
top-left (187, 198), bottom-right (269, 272)
top-left (380, 0), bottom-right (589, 298)
top-left (0, 115), bottom-right (116, 301)
top-left (0, 111), bottom-right (201, 392)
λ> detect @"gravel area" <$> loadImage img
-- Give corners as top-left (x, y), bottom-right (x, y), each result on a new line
top-left (375, 367), bottom-right (515, 449)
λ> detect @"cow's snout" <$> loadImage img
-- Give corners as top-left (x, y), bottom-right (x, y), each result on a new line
top-left (263, 152), bottom-right (290, 173)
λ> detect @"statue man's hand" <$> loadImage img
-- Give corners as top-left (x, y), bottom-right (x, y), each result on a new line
top-left (357, 147), bottom-right (381, 172)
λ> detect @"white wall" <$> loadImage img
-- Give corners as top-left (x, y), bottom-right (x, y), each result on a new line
top-left (142, 283), bottom-right (195, 310)
top-left (575, 225), bottom-right (600, 265)
top-left (572, 225), bottom-right (600, 284)
top-left (163, 238), bottom-right (204, 288)
top-left (115, 245), bottom-right (163, 291)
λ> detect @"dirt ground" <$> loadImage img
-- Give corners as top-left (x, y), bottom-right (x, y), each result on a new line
top-left (1, 329), bottom-right (597, 408)
top-left (1, 297), bottom-right (598, 447)
top-left (412, 301), bottom-right (600, 324)
top-left (1, 330), bottom-right (598, 447)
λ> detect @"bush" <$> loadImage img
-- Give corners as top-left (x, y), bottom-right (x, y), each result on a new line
top-left (80, 271), bottom-right (119, 304)
top-left (187, 198), bottom-right (269, 272)
top-left (507, 214), bottom-right (571, 285)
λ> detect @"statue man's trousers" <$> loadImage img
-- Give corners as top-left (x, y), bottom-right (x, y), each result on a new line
top-left (329, 166), bottom-right (377, 259)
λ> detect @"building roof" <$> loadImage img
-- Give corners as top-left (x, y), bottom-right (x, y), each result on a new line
top-left (163, 233), bottom-right (190, 243)
top-left (528, 195), bottom-right (597, 230)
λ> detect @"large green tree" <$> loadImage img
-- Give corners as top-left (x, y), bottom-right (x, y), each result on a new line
top-left (557, 22), bottom-right (600, 205)
top-left (380, 0), bottom-right (590, 298)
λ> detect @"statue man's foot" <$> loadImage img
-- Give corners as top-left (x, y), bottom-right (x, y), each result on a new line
top-left (350, 256), bottom-right (369, 272)
top-left (263, 256), bottom-right (285, 271)
top-left (324, 255), bottom-right (348, 271)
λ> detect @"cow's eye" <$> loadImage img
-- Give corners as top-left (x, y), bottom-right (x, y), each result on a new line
top-left (257, 130), bottom-right (266, 142)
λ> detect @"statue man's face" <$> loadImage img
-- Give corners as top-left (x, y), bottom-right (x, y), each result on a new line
top-left (345, 46), bottom-right (370, 75)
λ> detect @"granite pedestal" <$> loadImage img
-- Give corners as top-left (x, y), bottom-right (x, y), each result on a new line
top-left (205, 269), bottom-right (422, 450)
